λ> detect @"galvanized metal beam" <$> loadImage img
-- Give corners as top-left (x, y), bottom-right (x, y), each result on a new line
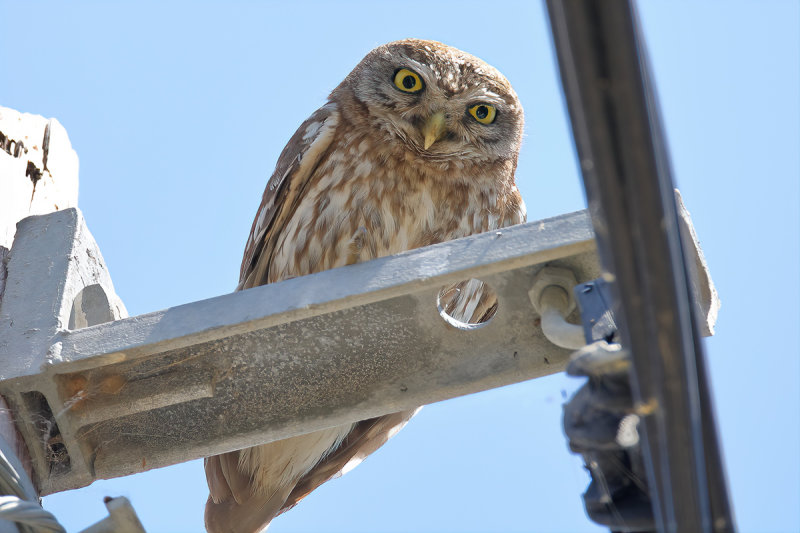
top-left (0, 206), bottom-right (715, 497)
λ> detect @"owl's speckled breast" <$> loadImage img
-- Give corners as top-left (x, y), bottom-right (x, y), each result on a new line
top-left (269, 126), bottom-right (524, 283)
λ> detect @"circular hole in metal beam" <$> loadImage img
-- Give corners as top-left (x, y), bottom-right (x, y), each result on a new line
top-left (437, 278), bottom-right (498, 331)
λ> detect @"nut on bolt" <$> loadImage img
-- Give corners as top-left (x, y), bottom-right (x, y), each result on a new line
top-left (529, 266), bottom-right (579, 316)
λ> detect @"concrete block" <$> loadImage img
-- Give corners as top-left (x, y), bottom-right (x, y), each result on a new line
top-left (0, 106), bottom-right (79, 249)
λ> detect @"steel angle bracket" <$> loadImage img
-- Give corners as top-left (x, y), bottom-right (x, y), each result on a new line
top-left (0, 206), bottom-right (714, 496)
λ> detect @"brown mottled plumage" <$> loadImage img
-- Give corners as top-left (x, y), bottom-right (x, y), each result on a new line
top-left (205, 39), bottom-right (526, 533)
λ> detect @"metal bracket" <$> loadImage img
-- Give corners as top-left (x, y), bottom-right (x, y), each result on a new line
top-left (78, 497), bottom-right (146, 533)
top-left (574, 278), bottom-right (618, 344)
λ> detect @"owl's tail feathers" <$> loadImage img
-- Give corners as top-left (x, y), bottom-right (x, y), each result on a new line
top-left (205, 454), bottom-right (293, 533)
top-left (204, 492), bottom-right (291, 533)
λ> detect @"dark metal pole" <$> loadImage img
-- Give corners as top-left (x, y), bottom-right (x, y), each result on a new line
top-left (545, 1), bottom-right (735, 532)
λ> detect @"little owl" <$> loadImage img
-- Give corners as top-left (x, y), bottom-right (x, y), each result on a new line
top-left (204, 39), bottom-right (526, 532)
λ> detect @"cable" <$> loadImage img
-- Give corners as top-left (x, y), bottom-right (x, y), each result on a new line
top-left (0, 435), bottom-right (65, 533)
top-left (0, 497), bottom-right (65, 533)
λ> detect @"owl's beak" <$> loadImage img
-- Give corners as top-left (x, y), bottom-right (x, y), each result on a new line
top-left (422, 112), bottom-right (446, 150)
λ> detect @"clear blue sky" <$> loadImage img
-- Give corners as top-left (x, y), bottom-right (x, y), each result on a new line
top-left (2, 1), bottom-right (798, 532)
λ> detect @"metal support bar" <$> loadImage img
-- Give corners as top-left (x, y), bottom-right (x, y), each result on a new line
top-left (0, 208), bottom-right (602, 495)
top-left (546, 1), bottom-right (734, 532)
top-left (0, 205), bottom-right (717, 497)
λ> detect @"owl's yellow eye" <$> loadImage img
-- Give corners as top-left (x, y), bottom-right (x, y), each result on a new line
top-left (394, 68), bottom-right (424, 93)
top-left (468, 104), bottom-right (497, 125)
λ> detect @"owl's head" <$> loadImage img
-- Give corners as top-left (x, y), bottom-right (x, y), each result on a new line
top-left (333, 39), bottom-right (523, 163)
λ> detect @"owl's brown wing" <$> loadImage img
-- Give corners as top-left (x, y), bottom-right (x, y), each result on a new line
top-left (237, 102), bottom-right (340, 290)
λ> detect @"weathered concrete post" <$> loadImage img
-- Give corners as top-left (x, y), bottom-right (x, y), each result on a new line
top-left (0, 105), bottom-right (81, 489)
